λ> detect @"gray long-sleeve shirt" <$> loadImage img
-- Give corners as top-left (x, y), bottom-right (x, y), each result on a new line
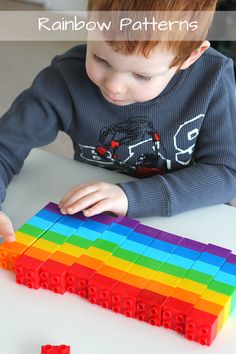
top-left (1, 44), bottom-right (236, 217)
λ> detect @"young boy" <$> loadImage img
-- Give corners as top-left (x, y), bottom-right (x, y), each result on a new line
top-left (1, 0), bottom-right (236, 243)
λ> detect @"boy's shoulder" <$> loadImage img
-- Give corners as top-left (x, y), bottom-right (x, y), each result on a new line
top-left (198, 46), bottom-right (232, 70)
top-left (204, 47), bottom-right (229, 61)
top-left (53, 43), bottom-right (87, 65)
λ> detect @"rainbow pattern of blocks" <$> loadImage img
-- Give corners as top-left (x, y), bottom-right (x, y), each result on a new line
top-left (0, 202), bottom-right (236, 346)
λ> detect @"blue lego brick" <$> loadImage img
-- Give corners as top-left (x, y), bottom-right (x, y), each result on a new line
top-left (120, 238), bottom-right (148, 254)
top-left (99, 230), bottom-right (128, 244)
top-left (191, 260), bottom-right (221, 275)
top-left (58, 215), bottom-right (84, 229)
top-left (80, 219), bottom-right (111, 233)
top-left (214, 271), bottom-right (236, 287)
top-left (198, 252), bottom-right (227, 267)
top-left (142, 247), bottom-right (173, 262)
top-left (119, 239), bottom-right (150, 255)
top-left (166, 254), bottom-right (194, 269)
top-left (50, 222), bottom-right (77, 236)
top-left (108, 223), bottom-right (137, 235)
top-left (27, 216), bottom-right (55, 230)
top-left (220, 262), bottom-right (236, 275)
top-left (36, 209), bottom-right (62, 223)
top-left (74, 226), bottom-right (102, 240)
top-left (147, 238), bottom-right (179, 253)
top-left (174, 246), bottom-right (202, 260)
top-left (127, 231), bottom-right (156, 246)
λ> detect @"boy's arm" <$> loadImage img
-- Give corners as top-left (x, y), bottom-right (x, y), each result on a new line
top-left (118, 58), bottom-right (236, 217)
top-left (0, 60), bottom-right (73, 205)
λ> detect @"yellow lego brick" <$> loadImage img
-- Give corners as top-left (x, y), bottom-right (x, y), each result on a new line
top-left (178, 278), bottom-right (207, 295)
top-left (85, 246), bottom-right (111, 261)
top-left (153, 271), bottom-right (180, 287)
top-left (57, 243), bottom-right (85, 258)
top-left (126, 263), bottom-right (156, 279)
top-left (201, 289), bottom-right (230, 307)
top-left (105, 255), bottom-right (131, 270)
top-left (32, 238), bottom-right (59, 252)
top-left (15, 231), bottom-right (37, 246)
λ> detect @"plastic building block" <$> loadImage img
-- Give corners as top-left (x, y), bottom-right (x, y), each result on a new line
top-left (41, 344), bottom-right (70, 353)
top-left (185, 308), bottom-right (218, 346)
top-left (1, 202), bottom-right (235, 346)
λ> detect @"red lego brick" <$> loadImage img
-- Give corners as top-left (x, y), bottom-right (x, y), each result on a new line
top-left (66, 262), bottom-right (96, 298)
top-left (136, 289), bottom-right (167, 327)
top-left (162, 297), bottom-right (194, 334)
top-left (15, 254), bottom-right (42, 289)
top-left (185, 308), bottom-right (218, 346)
top-left (88, 272), bottom-right (119, 308)
top-left (40, 259), bottom-right (68, 294)
top-left (41, 344), bottom-right (70, 353)
top-left (111, 281), bottom-right (142, 318)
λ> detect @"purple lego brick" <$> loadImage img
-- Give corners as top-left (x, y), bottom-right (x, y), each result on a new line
top-left (179, 238), bottom-right (207, 252)
top-left (135, 224), bottom-right (161, 238)
top-left (206, 244), bottom-right (232, 258)
top-left (44, 202), bottom-right (61, 214)
top-left (116, 216), bottom-right (140, 229)
top-left (157, 231), bottom-right (183, 245)
top-left (227, 254), bottom-right (236, 265)
top-left (69, 212), bottom-right (87, 222)
top-left (90, 213), bottom-right (116, 225)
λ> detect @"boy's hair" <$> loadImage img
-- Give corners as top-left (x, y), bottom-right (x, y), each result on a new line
top-left (87, 0), bottom-right (218, 68)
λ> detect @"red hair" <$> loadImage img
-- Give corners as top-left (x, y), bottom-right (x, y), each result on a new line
top-left (87, 0), bottom-right (218, 67)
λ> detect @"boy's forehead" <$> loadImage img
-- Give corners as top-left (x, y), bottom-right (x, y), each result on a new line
top-left (88, 39), bottom-right (175, 73)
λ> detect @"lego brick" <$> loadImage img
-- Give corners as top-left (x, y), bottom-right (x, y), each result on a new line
top-left (40, 259), bottom-right (70, 294)
top-left (185, 308), bottom-right (218, 346)
top-left (41, 344), bottom-right (70, 354)
top-left (111, 281), bottom-right (142, 317)
top-left (15, 254), bottom-right (43, 289)
top-left (66, 255), bottom-right (103, 296)
top-left (136, 289), bottom-right (167, 326)
top-left (44, 202), bottom-right (62, 215)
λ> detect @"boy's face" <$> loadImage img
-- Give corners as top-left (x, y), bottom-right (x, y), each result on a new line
top-left (86, 40), bottom-right (178, 106)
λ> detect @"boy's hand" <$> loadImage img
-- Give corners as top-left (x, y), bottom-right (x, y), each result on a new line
top-left (59, 181), bottom-right (128, 217)
top-left (0, 211), bottom-right (15, 242)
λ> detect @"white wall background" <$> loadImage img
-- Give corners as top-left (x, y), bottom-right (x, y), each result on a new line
top-left (19, 0), bottom-right (87, 10)
top-left (44, 0), bottom-right (87, 10)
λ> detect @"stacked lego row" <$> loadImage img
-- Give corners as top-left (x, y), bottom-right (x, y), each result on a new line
top-left (0, 202), bottom-right (235, 346)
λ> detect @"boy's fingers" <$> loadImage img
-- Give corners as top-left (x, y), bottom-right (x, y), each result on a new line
top-left (60, 184), bottom-right (98, 209)
top-left (83, 199), bottom-right (110, 217)
top-left (0, 212), bottom-right (15, 242)
top-left (65, 192), bottom-right (105, 214)
top-left (4, 233), bottom-right (16, 242)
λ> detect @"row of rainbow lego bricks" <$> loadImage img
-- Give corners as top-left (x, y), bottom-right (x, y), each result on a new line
top-left (0, 202), bottom-right (235, 346)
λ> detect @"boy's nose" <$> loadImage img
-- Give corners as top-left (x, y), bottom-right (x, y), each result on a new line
top-left (103, 74), bottom-right (127, 96)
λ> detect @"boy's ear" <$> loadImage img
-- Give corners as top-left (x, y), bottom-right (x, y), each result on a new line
top-left (179, 40), bottom-right (210, 70)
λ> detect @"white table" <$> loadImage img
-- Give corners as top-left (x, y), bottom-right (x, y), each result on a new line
top-left (1, 149), bottom-right (236, 354)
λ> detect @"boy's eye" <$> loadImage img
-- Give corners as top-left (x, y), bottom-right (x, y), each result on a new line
top-left (134, 73), bottom-right (152, 82)
top-left (93, 54), bottom-right (108, 65)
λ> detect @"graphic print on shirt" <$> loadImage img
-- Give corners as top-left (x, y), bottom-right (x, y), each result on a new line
top-left (79, 116), bottom-right (170, 177)
top-left (78, 114), bottom-right (204, 177)
top-left (173, 114), bottom-right (204, 165)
